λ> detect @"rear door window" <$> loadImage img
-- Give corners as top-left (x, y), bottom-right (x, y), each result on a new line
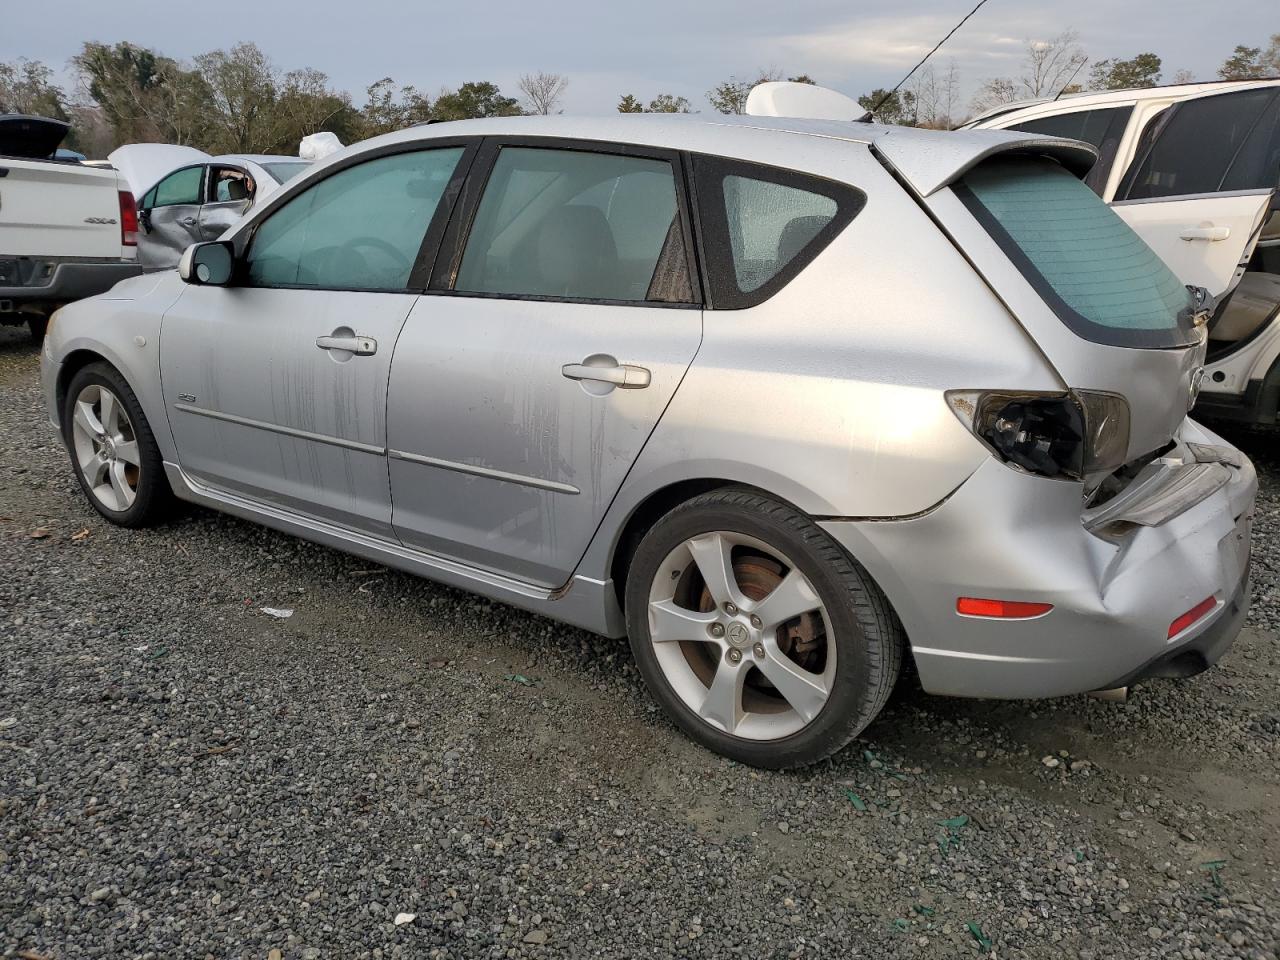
top-left (959, 158), bottom-right (1197, 348)
top-left (454, 146), bottom-right (693, 303)
top-left (1119, 88), bottom-right (1280, 200)
top-left (693, 156), bottom-right (865, 309)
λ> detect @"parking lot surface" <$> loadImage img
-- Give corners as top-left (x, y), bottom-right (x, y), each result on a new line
top-left (1, 325), bottom-right (1278, 960)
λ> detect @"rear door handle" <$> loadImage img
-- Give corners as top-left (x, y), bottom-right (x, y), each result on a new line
top-left (316, 335), bottom-right (377, 356)
top-left (562, 361), bottom-right (651, 389)
top-left (1180, 226), bottom-right (1230, 241)
top-left (181, 216), bottom-right (198, 226)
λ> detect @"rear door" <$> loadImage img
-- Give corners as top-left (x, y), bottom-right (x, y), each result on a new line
top-left (1112, 86), bottom-right (1280, 298)
top-left (386, 139), bottom-right (702, 587)
top-left (137, 165), bottom-right (205, 269)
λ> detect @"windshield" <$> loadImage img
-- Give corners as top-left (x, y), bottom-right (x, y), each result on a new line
top-left (263, 161), bottom-right (310, 184)
top-left (958, 158), bottom-right (1198, 349)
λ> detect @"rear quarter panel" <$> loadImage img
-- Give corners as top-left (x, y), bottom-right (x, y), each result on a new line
top-left (578, 155), bottom-right (1061, 578)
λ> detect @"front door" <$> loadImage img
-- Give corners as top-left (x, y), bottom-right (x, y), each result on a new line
top-left (387, 141), bottom-right (703, 586)
top-left (160, 145), bottom-right (472, 537)
top-left (1112, 85), bottom-right (1280, 299)
top-left (138, 165), bottom-right (206, 270)
top-left (196, 164), bottom-right (254, 241)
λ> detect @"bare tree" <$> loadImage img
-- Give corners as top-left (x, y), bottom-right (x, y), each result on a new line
top-left (970, 76), bottom-right (1018, 114)
top-left (1020, 30), bottom-right (1089, 98)
top-left (1171, 68), bottom-right (1196, 84)
top-left (909, 60), bottom-right (961, 129)
top-left (518, 72), bottom-right (569, 115)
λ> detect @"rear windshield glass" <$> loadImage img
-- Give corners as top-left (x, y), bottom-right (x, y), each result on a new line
top-left (958, 159), bottom-right (1196, 349)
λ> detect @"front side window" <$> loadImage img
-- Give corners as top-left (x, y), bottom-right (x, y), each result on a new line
top-left (455, 147), bottom-right (692, 303)
top-left (1120, 88), bottom-right (1280, 200)
top-left (152, 166), bottom-right (203, 207)
top-left (693, 156), bottom-right (865, 309)
top-left (244, 147), bottom-right (465, 291)
top-left (960, 158), bottom-right (1196, 348)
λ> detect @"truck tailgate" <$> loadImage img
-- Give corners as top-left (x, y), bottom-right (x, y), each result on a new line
top-left (0, 158), bottom-right (123, 258)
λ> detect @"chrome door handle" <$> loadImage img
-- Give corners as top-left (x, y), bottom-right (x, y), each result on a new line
top-left (181, 216), bottom-right (198, 226)
top-left (1180, 226), bottom-right (1230, 241)
top-left (316, 334), bottom-right (377, 356)
top-left (562, 361), bottom-right (651, 389)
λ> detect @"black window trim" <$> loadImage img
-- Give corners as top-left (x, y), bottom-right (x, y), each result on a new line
top-left (204, 162), bottom-right (253, 205)
top-left (428, 135), bottom-right (704, 310)
top-left (954, 176), bottom-right (1199, 350)
top-left (230, 137), bottom-right (483, 295)
top-left (146, 163), bottom-right (207, 210)
top-left (1117, 87), bottom-right (1280, 202)
top-left (689, 153), bottom-right (867, 310)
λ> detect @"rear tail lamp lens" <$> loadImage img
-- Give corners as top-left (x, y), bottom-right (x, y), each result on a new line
top-left (118, 190), bottom-right (139, 246)
top-left (946, 390), bottom-right (1130, 481)
top-left (1168, 596), bottom-right (1217, 638)
top-left (957, 597), bottom-right (1054, 619)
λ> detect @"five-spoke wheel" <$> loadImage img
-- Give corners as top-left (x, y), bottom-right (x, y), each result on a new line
top-left (626, 488), bottom-right (903, 768)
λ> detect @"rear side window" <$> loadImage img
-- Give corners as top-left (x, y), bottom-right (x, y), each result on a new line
top-left (959, 159), bottom-right (1196, 349)
top-left (455, 147), bottom-right (692, 303)
top-left (245, 147), bottom-right (464, 291)
top-left (1120, 88), bottom-right (1280, 200)
top-left (693, 156), bottom-right (865, 309)
top-left (1008, 106), bottom-right (1133, 195)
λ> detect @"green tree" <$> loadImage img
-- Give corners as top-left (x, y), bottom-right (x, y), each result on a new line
top-left (787, 74), bottom-right (817, 85)
top-left (617, 93), bottom-right (644, 113)
top-left (432, 81), bottom-right (522, 121)
top-left (361, 77), bottom-right (432, 136)
top-left (708, 69), bottom-right (784, 114)
top-left (646, 93), bottom-right (692, 113)
top-left (1090, 53), bottom-right (1162, 90)
top-left (1218, 35), bottom-right (1280, 79)
top-left (0, 58), bottom-right (68, 120)
top-left (73, 41), bottom-right (207, 146)
top-left (857, 88), bottom-right (917, 126)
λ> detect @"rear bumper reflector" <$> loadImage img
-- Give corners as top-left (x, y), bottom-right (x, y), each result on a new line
top-left (1168, 596), bottom-right (1217, 639)
top-left (956, 597), bottom-right (1054, 619)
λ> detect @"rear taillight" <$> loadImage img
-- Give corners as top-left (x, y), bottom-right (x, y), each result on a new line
top-left (118, 190), bottom-right (138, 247)
top-left (946, 390), bottom-right (1130, 481)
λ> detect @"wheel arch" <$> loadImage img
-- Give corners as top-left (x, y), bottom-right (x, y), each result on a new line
top-left (56, 349), bottom-right (115, 426)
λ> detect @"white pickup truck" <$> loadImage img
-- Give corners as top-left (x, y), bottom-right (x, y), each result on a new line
top-left (0, 115), bottom-right (142, 340)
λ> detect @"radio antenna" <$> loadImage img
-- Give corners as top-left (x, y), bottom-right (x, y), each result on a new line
top-left (859, 0), bottom-right (994, 122)
top-left (1053, 57), bottom-right (1089, 100)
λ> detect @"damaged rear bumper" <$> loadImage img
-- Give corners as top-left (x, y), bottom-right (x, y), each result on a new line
top-left (820, 419), bottom-right (1257, 700)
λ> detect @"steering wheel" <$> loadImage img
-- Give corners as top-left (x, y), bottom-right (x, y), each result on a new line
top-left (342, 235), bottom-right (413, 275)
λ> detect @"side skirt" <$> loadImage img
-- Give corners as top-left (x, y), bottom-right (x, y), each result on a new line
top-left (163, 462), bottom-right (627, 638)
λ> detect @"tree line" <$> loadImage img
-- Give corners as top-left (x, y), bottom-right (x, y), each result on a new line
top-left (1, 32), bottom-right (1276, 157)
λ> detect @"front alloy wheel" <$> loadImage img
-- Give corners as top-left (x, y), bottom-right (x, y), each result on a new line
top-left (70, 383), bottom-right (141, 512)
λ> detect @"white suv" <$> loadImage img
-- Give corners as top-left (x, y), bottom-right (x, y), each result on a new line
top-left (964, 80), bottom-right (1280, 427)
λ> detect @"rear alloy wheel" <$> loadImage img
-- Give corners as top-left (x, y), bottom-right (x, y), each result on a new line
top-left (626, 488), bottom-right (903, 768)
top-left (63, 362), bottom-right (174, 527)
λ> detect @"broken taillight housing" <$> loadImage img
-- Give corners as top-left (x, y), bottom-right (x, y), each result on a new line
top-left (946, 390), bottom-right (1130, 481)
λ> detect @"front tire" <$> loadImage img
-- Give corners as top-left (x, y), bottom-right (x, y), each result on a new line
top-left (625, 488), bottom-right (904, 769)
top-left (27, 314), bottom-right (48, 343)
top-left (62, 362), bottom-right (174, 527)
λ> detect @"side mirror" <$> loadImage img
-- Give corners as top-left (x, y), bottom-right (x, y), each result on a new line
top-left (178, 241), bottom-right (234, 286)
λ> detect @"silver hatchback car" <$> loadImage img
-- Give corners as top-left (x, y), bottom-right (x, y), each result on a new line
top-left (40, 115), bottom-right (1257, 768)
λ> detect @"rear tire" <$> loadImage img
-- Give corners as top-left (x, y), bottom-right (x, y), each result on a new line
top-left (62, 362), bottom-right (175, 528)
top-left (624, 487), bottom-right (903, 769)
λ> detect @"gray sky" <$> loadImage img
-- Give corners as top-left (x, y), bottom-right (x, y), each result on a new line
top-left (6, 1), bottom-right (1276, 116)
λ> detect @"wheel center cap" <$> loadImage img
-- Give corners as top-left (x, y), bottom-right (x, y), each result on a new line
top-left (726, 622), bottom-right (751, 648)
top-left (103, 437), bottom-right (117, 458)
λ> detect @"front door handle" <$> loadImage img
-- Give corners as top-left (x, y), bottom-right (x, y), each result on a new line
top-left (316, 334), bottom-right (377, 356)
top-left (181, 216), bottom-right (198, 227)
top-left (562, 360), bottom-right (651, 389)
top-left (1180, 225), bottom-right (1230, 241)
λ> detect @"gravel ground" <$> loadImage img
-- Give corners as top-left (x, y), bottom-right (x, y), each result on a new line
top-left (1, 324), bottom-right (1278, 960)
